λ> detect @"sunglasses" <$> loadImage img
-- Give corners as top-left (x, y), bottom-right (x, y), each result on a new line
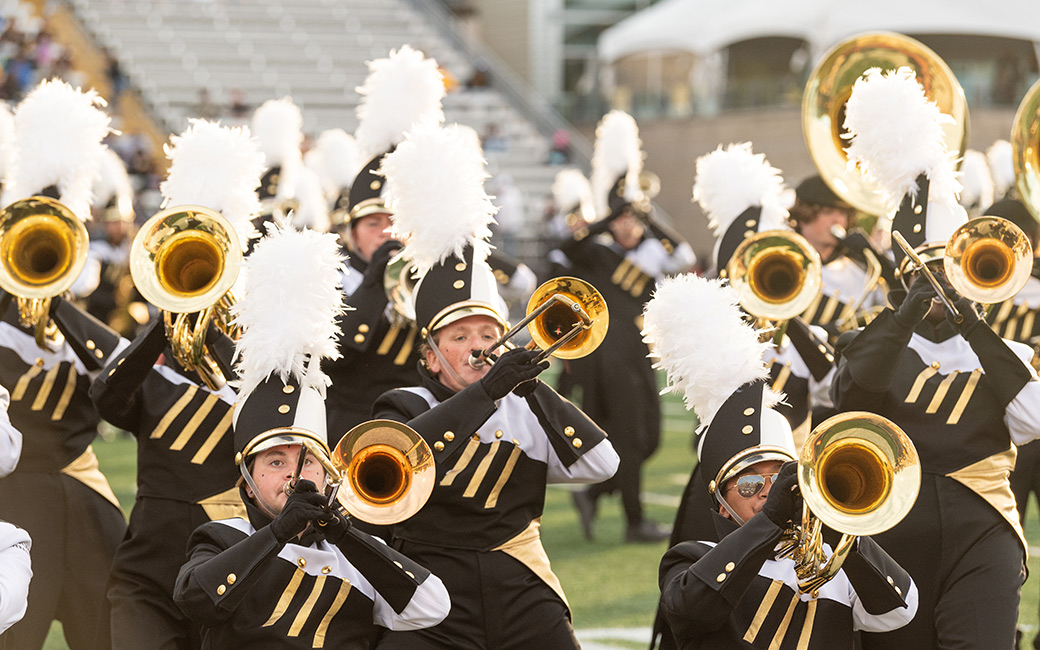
top-left (728, 473), bottom-right (779, 499)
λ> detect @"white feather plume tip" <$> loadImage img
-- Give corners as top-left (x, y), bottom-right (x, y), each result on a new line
top-left (552, 168), bottom-right (594, 219)
top-left (843, 67), bottom-right (960, 216)
top-left (692, 142), bottom-right (790, 237)
top-left (0, 104), bottom-right (14, 183)
top-left (251, 97), bottom-right (303, 167)
top-left (958, 149), bottom-right (994, 211)
top-left (232, 218), bottom-right (346, 399)
top-left (987, 139), bottom-right (1014, 199)
top-left (161, 119), bottom-right (266, 246)
top-left (642, 274), bottom-right (775, 431)
top-left (310, 129), bottom-right (361, 197)
top-left (590, 110), bottom-right (643, 218)
top-left (6, 79), bottom-right (111, 220)
top-left (355, 45), bottom-right (446, 159)
top-left (93, 147), bottom-right (133, 212)
top-left (380, 122), bottom-right (496, 275)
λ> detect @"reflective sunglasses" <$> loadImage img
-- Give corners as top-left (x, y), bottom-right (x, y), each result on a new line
top-left (729, 473), bottom-right (779, 499)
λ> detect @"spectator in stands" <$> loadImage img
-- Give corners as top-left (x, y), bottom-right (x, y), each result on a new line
top-left (104, 47), bottom-right (126, 97)
top-left (195, 88), bottom-right (220, 120)
top-left (481, 122), bottom-right (508, 153)
top-left (465, 61), bottom-right (490, 89)
top-left (228, 87), bottom-right (249, 123)
top-left (549, 129), bottom-right (571, 165)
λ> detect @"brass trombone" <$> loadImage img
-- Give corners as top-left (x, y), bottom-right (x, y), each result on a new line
top-left (803, 32), bottom-right (969, 217)
top-left (326, 419), bottom-right (435, 525)
top-left (777, 412), bottom-right (920, 595)
top-left (0, 197), bottom-right (90, 347)
top-left (130, 205), bottom-right (242, 390)
top-left (726, 230), bottom-right (823, 322)
top-left (383, 252), bottom-right (417, 325)
top-left (468, 276), bottom-right (609, 369)
top-left (1012, 76), bottom-right (1040, 221)
top-left (892, 216), bottom-right (1032, 323)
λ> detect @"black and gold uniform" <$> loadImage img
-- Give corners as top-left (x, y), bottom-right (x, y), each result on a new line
top-left (89, 316), bottom-right (243, 650)
top-left (0, 296), bottom-right (128, 650)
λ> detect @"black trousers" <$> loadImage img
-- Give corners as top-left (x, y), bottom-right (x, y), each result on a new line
top-left (0, 472), bottom-right (125, 650)
top-left (375, 541), bottom-right (579, 650)
top-left (862, 475), bottom-right (1024, 650)
top-left (108, 498), bottom-right (209, 650)
top-left (1010, 440), bottom-right (1040, 650)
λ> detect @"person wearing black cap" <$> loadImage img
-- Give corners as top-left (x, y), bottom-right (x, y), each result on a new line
top-left (0, 79), bottom-right (128, 650)
top-left (643, 274), bottom-right (914, 650)
top-left (89, 119), bottom-right (265, 650)
top-left (370, 122), bottom-right (620, 650)
top-left (174, 217), bottom-right (450, 650)
top-left (834, 67), bottom-right (1040, 650)
top-left (790, 175), bottom-right (890, 343)
top-left (562, 110), bottom-right (694, 543)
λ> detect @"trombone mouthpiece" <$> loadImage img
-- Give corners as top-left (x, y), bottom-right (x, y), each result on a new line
top-left (830, 224), bottom-right (847, 241)
top-left (467, 350), bottom-right (488, 370)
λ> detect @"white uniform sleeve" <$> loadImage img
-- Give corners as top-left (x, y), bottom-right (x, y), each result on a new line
top-left (1002, 340), bottom-right (1040, 446)
top-left (546, 438), bottom-right (620, 484)
top-left (372, 572), bottom-right (451, 631)
top-left (0, 522), bottom-right (32, 634)
top-left (850, 577), bottom-right (919, 633)
top-left (0, 386), bottom-right (22, 478)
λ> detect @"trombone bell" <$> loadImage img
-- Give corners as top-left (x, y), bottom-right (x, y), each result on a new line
top-left (331, 420), bottom-right (435, 526)
top-left (526, 277), bottom-right (609, 360)
top-left (944, 216), bottom-right (1033, 305)
top-left (727, 230), bottom-right (822, 322)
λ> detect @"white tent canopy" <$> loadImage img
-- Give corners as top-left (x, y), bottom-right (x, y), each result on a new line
top-left (598, 0), bottom-right (1040, 62)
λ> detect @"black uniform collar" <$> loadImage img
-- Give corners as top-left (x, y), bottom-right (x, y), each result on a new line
top-left (913, 317), bottom-right (959, 344)
top-left (348, 254), bottom-right (369, 274)
top-left (416, 361), bottom-right (460, 402)
top-left (710, 509), bottom-right (740, 542)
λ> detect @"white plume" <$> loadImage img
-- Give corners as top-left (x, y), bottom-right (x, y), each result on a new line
top-left (589, 110), bottom-right (643, 218)
top-left (0, 103), bottom-right (15, 184)
top-left (987, 139), bottom-right (1015, 199)
top-left (380, 122), bottom-right (496, 275)
top-left (642, 274), bottom-right (776, 431)
top-left (160, 119), bottom-right (266, 247)
top-left (290, 165), bottom-right (330, 233)
top-left (251, 97), bottom-right (303, 200)
top-left (957, 149), bottom-right (994, 212)
top-left (692, 142), bottom-right (790, 237)
top-left (355, 45), bottom-right (446, 160)
top-left (843, 67), bottom-right (962, 218)
top-left (92, 147), bottom-right (133, 211)
top-left (552, 168), bottom-right (595, 220)
top-left (309, 128), bottom-right (361, 198)
top-left (232, 217), bottom-right (346, 398)
top-left (4, 79), bottom-right (111, 220)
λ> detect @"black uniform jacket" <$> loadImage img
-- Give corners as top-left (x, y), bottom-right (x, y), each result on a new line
top-left (659, 512), bottom-right (915, 650)
top-left (174, 496), bottom-right (450, 650)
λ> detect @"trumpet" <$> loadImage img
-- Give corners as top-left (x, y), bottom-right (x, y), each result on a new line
top-left (1012, 76), bottom-right (1040, 221)
top-left (726, 230), bottom-right (823, 322)
top-left (777, 412), bottom-right (920, 595)
top-left (130, 205), bottom-right (242, 390)
top-left (0, 197), bottom-right (90, 348)
top-left (468, 276), bottom-right (608, 369)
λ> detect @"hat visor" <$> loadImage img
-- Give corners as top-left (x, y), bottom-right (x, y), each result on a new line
top-left (240, 427), bottom-right (331, 463)
top-left (429, 302), bottom-right (509, 334)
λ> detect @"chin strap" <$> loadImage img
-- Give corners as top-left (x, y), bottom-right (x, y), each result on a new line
top-left (714, 489), bottom-right (747, 527)
top-left (425, 333), bottom-right (470, 391)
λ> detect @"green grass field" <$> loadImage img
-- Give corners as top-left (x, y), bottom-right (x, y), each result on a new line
top-left (41, 385), bottom-right (1040, 649)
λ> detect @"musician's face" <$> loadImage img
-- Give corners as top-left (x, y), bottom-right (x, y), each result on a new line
top-left (245, 444), bottom-right (325, 513)
top-left (719, 459), bottom-right (783, 524)
top-left (351, 213), bottom-right (393, 262)
top-left (608, 210), bottom-right (644, 250)
top-left (799, 207), bottom-right (849, 259)
top-left (426, 315), bottom-right (504, 392)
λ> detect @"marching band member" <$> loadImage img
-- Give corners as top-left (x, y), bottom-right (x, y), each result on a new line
top-left (0, 387), bottom-right (30, 637)
top-left (647, 274), bottom-right (916, 650)
top-left (0, 386), bottom-right (20, 479)
top-left (0, 79), bottom-right (128, 650)
top-left (89, 119), bottom-right (266, 650)
top-left (834, 66), bottom-right (1040, 650)
top-left (175, 217), bottom-right (449, 649)
top-left (561, 110), bottom-right (692, 543)
top-left (790, 175), bottom-right (890, 342)
top-left (370, 122), bottom-right (619, 650)
top-left (248, 96), bottom-right (304, 243)
top-left (323, 45), bottom-right (446, 441)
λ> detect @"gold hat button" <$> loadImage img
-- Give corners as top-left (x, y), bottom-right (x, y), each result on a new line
top-left (358, 324), bottom-right (370, 333)
top-left (743, 407), bottom-right (755, 416)
top-left (453, 280), bottom-right (465, 289)
top-left (282, 385), bottom-right (295, 394)
top-left (455, 262), bottom-right (467, 272)
top-left (741, 425), bottom-right (754, 435)
top-left (370, 180), bottom-right (381, 190)
top-left (354, 334), bottom-right (365, 343)
top-left (278, 404), bottom-right (291, 414)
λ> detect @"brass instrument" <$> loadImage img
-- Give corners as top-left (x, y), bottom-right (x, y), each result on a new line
top-left (778, 412), bottom-right (920, 595)
top-left (382, 252), bottom-right (417, 324)
top-left (327, 419), bottom-right (435, 525)
top-left (0, 197), bottom-right (90, 347)
top-left (469, 276), bottom-right (608, 368)
top-left (832, 225), bottom-right (887, 332)
top-left (726, 230), bottom-right (823, 322)
top-left (803, 32), bottom-right (969, 217)
top-left (892, 216), bottom-right (1032, 322)
top-left (1012, 76), bottom-right (1040, 221)
top-left (130, 205), bottom-right (242, 390)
